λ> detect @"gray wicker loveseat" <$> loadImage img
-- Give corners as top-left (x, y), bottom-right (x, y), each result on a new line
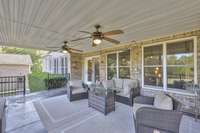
top-left (101, 78), bottom-right (140, 106)
top-left (67, 80), bottom-right (89, 101)
top-left (133, 93), bottom-right (183, 133)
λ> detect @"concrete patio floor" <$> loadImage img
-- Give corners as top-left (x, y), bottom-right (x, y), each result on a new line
top-left (5, 88), bottom-right (200, 133)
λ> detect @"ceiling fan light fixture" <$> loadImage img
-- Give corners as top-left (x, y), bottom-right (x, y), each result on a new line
top-left (93, 38), bottom-right (102, 45)
top-left (62, 49), bottom-right (68, 53)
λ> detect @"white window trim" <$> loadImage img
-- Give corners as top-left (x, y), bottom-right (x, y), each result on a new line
top-left (142, 36), bottom-right (198, 95)
top-left (84, 56), bottom-right (100, 84)
top-left (106, 50), bottom-right (131, 80)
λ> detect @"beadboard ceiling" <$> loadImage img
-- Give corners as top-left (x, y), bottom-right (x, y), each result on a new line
top-left (0, 0), bottom-right (200, 52)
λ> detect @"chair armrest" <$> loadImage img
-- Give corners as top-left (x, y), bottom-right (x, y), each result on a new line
top-left (136, 107), bottom-right (182, 133)
top-left (134, 96), bottom-right (154, 105)
top-left (67, 86), bottom-right (73, 95)
top-left (0, 98), bottom-right (6, 119)
top-left (166, 94), bottom-right (182, 111)
top-left (130, 87), bottom-right (140, 98)
top-left (82, 83), bottom-right (89, 91)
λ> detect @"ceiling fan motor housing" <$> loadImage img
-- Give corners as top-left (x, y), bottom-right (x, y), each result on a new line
top-left (93, 32), bottom-right (102, 39)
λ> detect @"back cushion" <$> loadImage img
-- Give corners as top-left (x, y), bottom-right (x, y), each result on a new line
top-left (102, 80), bottom-right (114, 89)
top-left (123, 79), bottom-right (138, 89)
top-left (69, 80), bottom-right (83, 88)
top-left (154, 93), bottom-right (173, 110)
top-left (114, 79), bottom-right (123, 89)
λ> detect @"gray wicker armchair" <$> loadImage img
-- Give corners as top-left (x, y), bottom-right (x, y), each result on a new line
top-left (67, 80), bottom-right (89, 101)
top-left (133, 95), bottom-right (183, 133)
top-left (0, 98), bottom-right (6, 133)
top-left (136, 107), bottom-right (183, 133)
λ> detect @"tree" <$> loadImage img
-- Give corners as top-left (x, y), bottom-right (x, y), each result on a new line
top-left (1, 47), bottom-right (43, 72)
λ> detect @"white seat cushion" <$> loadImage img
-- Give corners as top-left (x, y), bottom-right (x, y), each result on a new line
top-left (69, 80), bottom-right (83, 88)
top-left (133, 103), bottom-right (154, 117)
top-left (154, 93), bottom-right (173, 110)
top-left (72, 88), bottom-right (87, 94)
top-left (117, 91), bottom-right (129, 98)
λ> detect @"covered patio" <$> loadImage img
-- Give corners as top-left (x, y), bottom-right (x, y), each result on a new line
top-left (5, 89), bottom-right (200, 133)
top-left (0, 0), bottom-right (200, 133)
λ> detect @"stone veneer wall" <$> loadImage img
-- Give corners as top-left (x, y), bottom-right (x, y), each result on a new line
top-left (82, 30), bottom-right (200, 112)
top-left (70, 52), bottom-right (83, 80)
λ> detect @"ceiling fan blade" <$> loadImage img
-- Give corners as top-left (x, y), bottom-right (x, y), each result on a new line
top-left (46, 46), bottom-right (60, 49)
top-left (71, 36), bottom-right (91, 42)
top-left (79, 31), bottom-right (92, 34)
top-left (103, 30), bottom-right (124, 36)
top-left (69, 48), bottom-right (83, 52)
top-left (103, 37), bottom-right (120, 44)
top-left (46, 47), bottom-right (61, 51)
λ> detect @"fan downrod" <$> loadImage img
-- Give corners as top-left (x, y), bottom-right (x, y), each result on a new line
top-left (95, 24), bottom-right (101, 31)
top-left (64, 41), bottom-right (68, 45)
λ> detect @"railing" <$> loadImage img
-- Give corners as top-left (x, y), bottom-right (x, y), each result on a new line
top-left (0, 76), bottom-right (26, 97)
top-left (46, 73), bottom-right (70, 90)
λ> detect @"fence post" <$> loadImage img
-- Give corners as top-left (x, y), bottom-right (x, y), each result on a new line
top-left (23, 75), bottom-right (26, 96)
top-left (48, 73), bottom-right (50, 90)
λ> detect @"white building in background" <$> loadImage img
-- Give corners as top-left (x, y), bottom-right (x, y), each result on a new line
top-left (42, 52), bottom-right (69, 74)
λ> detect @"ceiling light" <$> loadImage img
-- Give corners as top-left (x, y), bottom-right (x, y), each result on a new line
top-left (62, 50), bottom-right (68, 53)
top-left (93, 38), bottom-right (102, 45)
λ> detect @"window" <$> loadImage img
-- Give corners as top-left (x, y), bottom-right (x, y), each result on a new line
top-left (61, 57), bottom-right (65, 74)
top-left (54, 59), bottom-right (57, 73)
top-left (143, 38), bottom-right (196, 93)
top-left (107, 53), bottom-right (117, 80)
top-left (87, 60), bottom-right (93, 81)
top-left (94, 60), bottom-right (100, 81)
top-left (107, 50), bottom-right (130, 79)
top-left (167, 40), bottom-right (194, 90)
top-left (65, 57), bottom-right (68, 74)
top-left (119, 50), bottom-right (131, 78)
top-left (144, 45), bottom-right (163, 88)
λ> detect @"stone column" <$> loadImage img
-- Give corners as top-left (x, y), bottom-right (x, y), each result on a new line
top-left (99, 54), bottom-right (107, 81)
top-left (70, 52), bottom-right (83, 80)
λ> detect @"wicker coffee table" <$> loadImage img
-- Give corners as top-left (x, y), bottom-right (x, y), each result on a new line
top-left (88, 88), bottom-right (115, 115)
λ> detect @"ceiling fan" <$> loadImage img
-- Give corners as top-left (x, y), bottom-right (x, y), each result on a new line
top-left (71, 24), bottom-right (124, 47)
top-left (47, 41), bottom-right (83, 53)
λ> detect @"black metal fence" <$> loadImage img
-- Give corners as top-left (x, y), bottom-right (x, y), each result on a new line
top-left (0, 76), bottom-right (26, 97)
top-left (45, 73), bottom-right (70, 90)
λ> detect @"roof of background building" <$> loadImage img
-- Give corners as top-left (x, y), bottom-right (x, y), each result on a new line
top-left (0, 54), bottom-right (32, 65)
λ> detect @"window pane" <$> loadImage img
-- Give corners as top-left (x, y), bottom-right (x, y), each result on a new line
top-left (167, 40), bottom-right (194, 90)
top-left (167, 66), bottom-right (194, 90)
top-left (119, 50), bottom-right (130, 66)
top-left (119, 67), bottom-right (130, 79)
top-left (88, 60), bottom-right (92, 81)
top-left (167, 40), bottom-right (193, 65)
top-left (144, 67), bottom-right (163, 87)
top-left (144, 45), bottom-right (163, 65)
top-left (107, 53), bottom-right (117, 66)
top-left (107, 67), bottom-right (117, 80)
top-left (94, 61), bottom-right (100, 81)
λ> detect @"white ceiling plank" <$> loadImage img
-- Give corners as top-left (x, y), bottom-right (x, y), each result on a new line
top-left (0, 0), bottom-right (199, 51)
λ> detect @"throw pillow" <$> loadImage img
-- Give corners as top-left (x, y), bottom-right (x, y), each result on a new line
top-left (114, 79), bottom-right (124, 89)
top-left (102, 80), bottom-right (114, 89)
top-left (154, 93), bottom-right (173, 110)
top-left (123, 84), bottom-right (132, 97)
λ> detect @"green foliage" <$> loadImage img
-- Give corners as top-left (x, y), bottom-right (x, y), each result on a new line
top-left (28, 72), bottom-right (67, 92)
top-left (1, 47), bottom-right (43, 72)
top-left (28, 72), bottom-right (49, 92)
